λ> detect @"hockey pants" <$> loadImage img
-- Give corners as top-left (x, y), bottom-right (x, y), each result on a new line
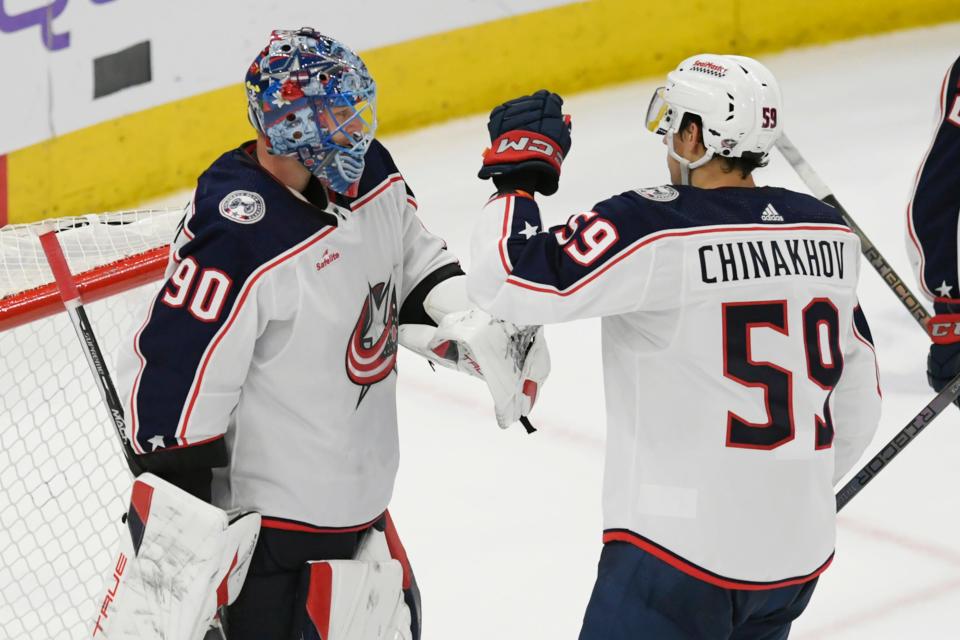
top-left (579, 541), bottom-right (817, 640)
top-left (225, 514), bottom-right (421, 640)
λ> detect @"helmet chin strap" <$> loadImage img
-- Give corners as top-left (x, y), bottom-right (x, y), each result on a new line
top-left (666, 131), bottom-right (715, 185)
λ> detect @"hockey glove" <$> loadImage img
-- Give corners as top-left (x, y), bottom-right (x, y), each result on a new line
top-left (478, 89), bottom-right (572, 196)
top-left (928, 342), bottom-right (960, 407)
top-left (928, 311), bottom-right (960, 407)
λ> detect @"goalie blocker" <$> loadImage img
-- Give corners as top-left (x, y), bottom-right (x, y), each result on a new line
top-left (93, 475), bottom-right (420, 639)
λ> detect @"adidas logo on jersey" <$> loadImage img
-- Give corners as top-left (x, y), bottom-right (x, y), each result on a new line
top-left (761, 204), bottom-right (784, 223)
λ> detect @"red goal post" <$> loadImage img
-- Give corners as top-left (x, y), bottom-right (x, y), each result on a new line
top-left (0, 208), bottom-right (181, 638)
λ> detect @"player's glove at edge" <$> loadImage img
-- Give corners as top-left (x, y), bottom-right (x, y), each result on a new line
top-left (478, 89), bottom-right (572, 196)
top-left (927, 308), bottom-right (960, 407)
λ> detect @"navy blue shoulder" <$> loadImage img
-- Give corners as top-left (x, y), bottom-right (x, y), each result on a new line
top-left (187, 142), bottom-right (339, 266)
top-left (352, 139), bottom-right (416, 202)
top-left (592, 185), bottom-right (846, 238)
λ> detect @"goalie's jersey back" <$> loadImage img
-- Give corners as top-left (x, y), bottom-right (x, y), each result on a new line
top-left (468, 184), bottom-right (882, 588)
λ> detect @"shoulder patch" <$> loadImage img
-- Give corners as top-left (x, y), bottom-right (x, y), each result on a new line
top-left (635, 185), bottom-right (679, 202)
top-left (219, 190), bottom-right (266, 224)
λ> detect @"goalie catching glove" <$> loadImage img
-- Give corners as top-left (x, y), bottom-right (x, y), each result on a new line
top-left (400, 309), bottom-right (550, 430)
top-left (91, 473), bottom-right (260, 639)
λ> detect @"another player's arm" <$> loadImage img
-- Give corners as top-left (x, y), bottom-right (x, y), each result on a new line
top-left (115, 220), bottom-right (264, 500)
top-left (904, 56), bottom-right (960, 399)
top-left (392, 172), bottom-right (550, 428)
top-left (468, 192), bottom-right (657, 325)
top-left (830, 304), bottom-right (883, 484)
top-left (906, 54), bottom-right (960, 306)
top-left (469, 89), bottom-right (658, 324)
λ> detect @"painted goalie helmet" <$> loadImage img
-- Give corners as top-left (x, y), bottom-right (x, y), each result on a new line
top-left (645, 53), bottom-right (783, 184)
top-left (246, 28), bottom-right (377, 195)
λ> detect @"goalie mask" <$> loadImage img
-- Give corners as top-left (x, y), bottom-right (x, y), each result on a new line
top-left (644, 54), bottom-right (783, 184)
top-left (246, 28), bottom-right (377, 196)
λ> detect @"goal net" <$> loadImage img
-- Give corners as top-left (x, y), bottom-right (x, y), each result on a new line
top-left (0, 209), bottom-right (182, 638)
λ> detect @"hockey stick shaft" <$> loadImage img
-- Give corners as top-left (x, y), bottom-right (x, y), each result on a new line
top-left (775, 133), bottom-right (931, 328)
top-left (40, 231), bottom-right (235, 636)
top-left (836, 369), bottom-right (960, 510)
top-left (774, 135), bottom-right (960, 508)
top-left (38, 231), bottom-right (144, 475)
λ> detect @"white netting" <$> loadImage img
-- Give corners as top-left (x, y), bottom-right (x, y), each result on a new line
top-left (0, 210), bottom-right (181, 639)
top-left (0, 209), bottom-right (183, 299)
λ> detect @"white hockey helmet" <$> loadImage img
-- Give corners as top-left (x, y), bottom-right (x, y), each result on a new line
top-left (645, 54), bottom-right (783, 184)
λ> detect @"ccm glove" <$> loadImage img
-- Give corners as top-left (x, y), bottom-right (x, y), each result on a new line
top-left (478, 89), bottom-right (572, 196)
top-left (928, 309), bottom-right (960, 407)
top-left (928, 342), bottom-right (960, 407)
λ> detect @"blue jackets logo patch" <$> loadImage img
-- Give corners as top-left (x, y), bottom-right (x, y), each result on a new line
top-left (219, 190), bottom-right (266, 224)
top-left (346, 278), bottom-right (399, 407)
top-left (635, 185), bottom-right (679, 202)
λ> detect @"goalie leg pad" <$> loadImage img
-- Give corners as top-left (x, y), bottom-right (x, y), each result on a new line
top-left (297, 511), bottom-right (419, 640)
top-left (367, 512), bottom-right (421, 640)
top-left (92, 473), bottom-right (260, 639)
top-left (300, 559), bottom-right (410, 640)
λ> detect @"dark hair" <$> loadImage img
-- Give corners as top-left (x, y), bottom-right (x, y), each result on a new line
top-left (678, 113), bottom-right (767, 178)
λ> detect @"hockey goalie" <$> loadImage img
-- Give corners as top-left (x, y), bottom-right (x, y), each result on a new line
top-left (90, 28), bottom-right (548, 639)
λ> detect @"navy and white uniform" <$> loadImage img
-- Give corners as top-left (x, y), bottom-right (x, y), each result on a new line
top-left (117, 140), bottom-right (460, 532)
top-left (907, 54), bottom-right (960, 307)
top-left (469, 185), bottom-right (882, 589)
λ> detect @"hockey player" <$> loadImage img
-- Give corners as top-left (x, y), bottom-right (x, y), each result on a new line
top-left (469, 56), bottom-right (882, 639)
top-left (94, 29), bottom-right (548, 639)
top-left (906, 54), bottom-right (960, 401)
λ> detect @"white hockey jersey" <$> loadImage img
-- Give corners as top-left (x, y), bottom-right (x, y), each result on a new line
top-left (468, 185), bottom-right (881, 588)
top-left (116, 140), bottom-right (460, 531)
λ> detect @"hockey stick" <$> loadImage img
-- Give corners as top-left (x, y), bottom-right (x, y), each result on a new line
top-left (38, 230), bottom-right (144, 475)
top-left (836, 369), bottom-right (960, 511)
top-left (775, 133), bottom-right (931, 328)
top-left (40, 230), bottom-right (232, 640)
top-left (774, 136), bottom-right (960, 509)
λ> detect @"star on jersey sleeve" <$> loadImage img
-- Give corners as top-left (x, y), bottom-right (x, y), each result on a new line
top-left (467, 192), bottom-right (659, 324)
top-left (115, 215), bottom-right (264, 471)
top-left (906, 54), bottom-right (960, 309)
